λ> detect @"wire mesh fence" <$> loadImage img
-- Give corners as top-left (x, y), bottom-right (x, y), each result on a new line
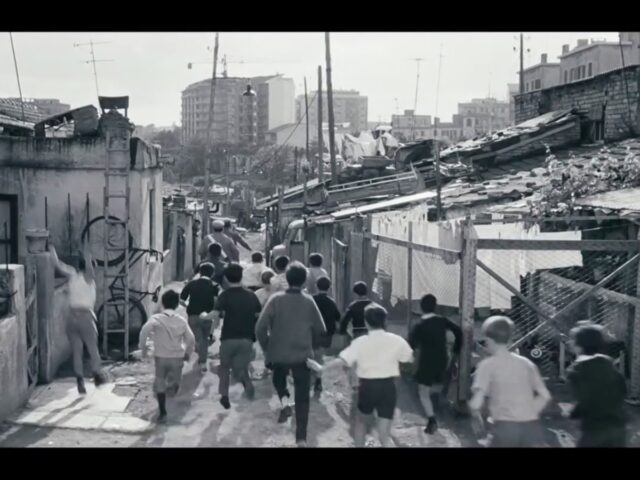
top-left (475, 242), bottom-right (639, 379)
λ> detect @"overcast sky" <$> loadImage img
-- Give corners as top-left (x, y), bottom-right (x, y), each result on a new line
top-left (1, 32), bottom-right (619, 127)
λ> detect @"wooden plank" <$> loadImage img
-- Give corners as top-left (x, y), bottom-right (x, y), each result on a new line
top-left (477, 239), bottom-right (640, 251)
top-left (364, 232), bottom-right (461, 260)
top-left (457, 219), bottom-right (477, 403)
top-left (629, 227), bottom-right (640, 398)
top-left (407, 222), bottom-right (413, 334)
top-left (473, 215), bottom-right (639, 223)
top-left (476, 258), bottom-right (554, 323)
top-left (552, 254), bottom-right (640, 321)
top-left (510, 254), bottom-right (640, 351)
top-left (541, 272), bottom-right (640, 308)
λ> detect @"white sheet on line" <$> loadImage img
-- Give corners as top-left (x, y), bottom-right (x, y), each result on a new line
top-left (371, 207), bottom-right (583, 309)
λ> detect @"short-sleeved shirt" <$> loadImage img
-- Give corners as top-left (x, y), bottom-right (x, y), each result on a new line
top-left (472, 350), bottom-right (550, 422)
top-left (339, 329), bottom-right (414, 379)
top-left (215, 286), bottom-right (262, 341)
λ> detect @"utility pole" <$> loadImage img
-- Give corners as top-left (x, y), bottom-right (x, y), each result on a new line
top-left (434, 45), bottom-right (444, 221)
top-left (411, 58), bottom-right (425, 141)
top-left (325, 32), bottom-right (338, 184)
top-left (304, 77), bottom-right (310, 170)
top-left (74, 40), bottom-right (113, 100)
top-left (202, 32), bottom-right (219, 238)
top-left (317, 65), bottom-right (324, 180)
top-left (8, 33), bottom-right (25, 122)
top-left (519, 32), bottom-right (524, 94)
top-left (293, 147), bottom-right (299, 184)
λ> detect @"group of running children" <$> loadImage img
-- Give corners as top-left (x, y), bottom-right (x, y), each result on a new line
top-left (52, 231), bottom-right (629, 448)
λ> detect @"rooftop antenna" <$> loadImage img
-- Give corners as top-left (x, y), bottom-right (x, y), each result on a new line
top-left (8, 33), bottom-right (25, 122)
top-left (410, 57), bottom-right (425, 140)
top-left (74, 40), bottom-right (113, 100)
top-left (513, 33), bottom-right (531, 94)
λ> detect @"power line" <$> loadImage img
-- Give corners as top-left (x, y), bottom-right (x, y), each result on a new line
top-left (252, 91), bottom-right (319, 173)
top-left (8, 33), bottom-right (25, 122)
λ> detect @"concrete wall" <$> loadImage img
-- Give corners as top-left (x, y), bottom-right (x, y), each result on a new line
top-left (267, 77), bottom-right (296, 131)
top-left (0, 265), bottom-right (28, 421)
top-left (523, 64), bottom-right (561, 92)
top-left (515, 65), bottom-right (640, 141)
top-left (0, 134), bottom-right (164, 335)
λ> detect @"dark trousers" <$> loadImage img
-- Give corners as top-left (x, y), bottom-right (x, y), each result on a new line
top-left (272, 363), bottom-right (311, 442)
top-left (218, 339), bottom-right (254, 397)
top-left (188, 315), bottom-right (213, 364)
top-left (578, 426), bottom-right (627, 448)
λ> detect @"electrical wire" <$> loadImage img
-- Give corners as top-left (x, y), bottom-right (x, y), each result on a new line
top-left (252, 90), bottom-right (319, 173)
top-left (8, 33), bottom-right (25, 122)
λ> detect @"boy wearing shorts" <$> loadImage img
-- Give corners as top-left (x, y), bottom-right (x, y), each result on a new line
top-left (469, 316), bottom-right (551, 447)
top-left (138, 289), bottom-right (195, 423)
top-left (308, 304), bottom-right (413, 447)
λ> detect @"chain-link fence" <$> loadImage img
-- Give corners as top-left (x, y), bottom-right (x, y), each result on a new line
top-left (328, 212), bottom-right (640, 399)
top-left (475, 230), bottom-right (639, 380)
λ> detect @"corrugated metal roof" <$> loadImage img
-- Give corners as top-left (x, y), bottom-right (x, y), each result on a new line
top-left (0, 113), bottom-right (34, 131)
top-left (574, 188), bottom-right (640, 213)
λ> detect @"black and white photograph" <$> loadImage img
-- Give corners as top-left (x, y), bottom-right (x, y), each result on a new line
top-left (0, 30), bottom-right (639, 449)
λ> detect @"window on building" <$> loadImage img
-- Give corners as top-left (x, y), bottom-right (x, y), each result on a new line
top-left (564, 70), bottom-right (568, 83)
top-left (534, 79), bottom-right (541, 89)
top-left (588, 63), bottom-right (593, 77)
top-left (466, 118), bottom-right (472, 127)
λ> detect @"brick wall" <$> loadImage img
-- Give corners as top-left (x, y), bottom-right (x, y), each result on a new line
top-left (515, 65), bottom-right (640, 142)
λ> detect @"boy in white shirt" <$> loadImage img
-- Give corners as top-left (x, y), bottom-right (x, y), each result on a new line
top-left (308, 304), bottom-right (413, 447)
top-left (243, 252), bottom-right (267, 291)
top-left (138, 289), bottom-right (196, 423)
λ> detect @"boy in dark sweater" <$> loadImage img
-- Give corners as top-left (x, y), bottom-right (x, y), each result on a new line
top-left (339, 281), bottom-right (372, 340)
top-left (180, 263), bottom-right (219, 373)
top-left (566, 322), bottom-right (627, 447)
top-left (408, 294), bottom-right (462, 434)
top-left (256, 261), bottom-right (326, 447)
top-left (311, 276), bottom-right (341, 394)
